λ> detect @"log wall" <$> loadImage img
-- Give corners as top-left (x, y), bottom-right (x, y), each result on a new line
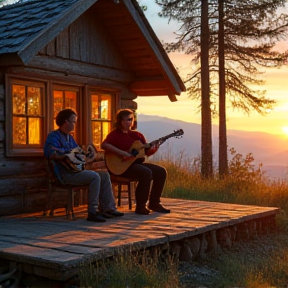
top-left (0, 9), bottom-right (139, 216)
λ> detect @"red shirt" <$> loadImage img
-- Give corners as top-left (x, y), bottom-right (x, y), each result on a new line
top-left (103, 129), bottom-right (147, 151)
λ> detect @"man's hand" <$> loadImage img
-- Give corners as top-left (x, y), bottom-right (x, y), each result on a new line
top-left (146, 142), bottom-right (159, 157)
top-left (122, 151), bottom-right (135, 161)
top-left (65, 151), bottom-right (86, 165)
top-left (50, 151), bottom-right (67, 161)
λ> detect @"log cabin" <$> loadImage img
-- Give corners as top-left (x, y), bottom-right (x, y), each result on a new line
top-left (0, 0), bottom-right (185, 215)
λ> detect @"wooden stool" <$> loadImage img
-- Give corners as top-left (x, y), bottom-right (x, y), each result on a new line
top-left (110, 174), bottom-right (137, 210)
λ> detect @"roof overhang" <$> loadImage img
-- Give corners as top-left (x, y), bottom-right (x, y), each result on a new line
top-left (0, 0), bottom-right (186, 101)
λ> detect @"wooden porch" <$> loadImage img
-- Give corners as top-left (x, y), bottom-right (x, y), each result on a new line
top-left (0, 198), bottom-right (279, 284)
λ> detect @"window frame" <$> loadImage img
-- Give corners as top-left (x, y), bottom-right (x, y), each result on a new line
top-left (6, 76), bottom-right (47, 157)
top-left (86, 88), bottom-right (117, 150)
top-left (51, 83), bottom-right (83, 144)
top-left (6, 76), bottom-right (118, 157)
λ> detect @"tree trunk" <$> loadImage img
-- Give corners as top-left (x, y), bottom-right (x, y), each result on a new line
top-left (201, 0), bottom-right (213, 178)
top-left (218, 0), bottom-right (228, 177)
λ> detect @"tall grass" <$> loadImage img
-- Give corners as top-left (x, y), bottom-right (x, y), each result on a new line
top-left (158, 148), bottom-right (288, 217)
top-left (79, 247), bottom-right (180, 288)
top-left (79, 148), bottom-right (288, 288)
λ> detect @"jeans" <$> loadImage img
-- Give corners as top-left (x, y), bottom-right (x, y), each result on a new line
top-left (120, 162), bottom-right (167, 208)
top-left (59, 167), bottom-right (116, 214)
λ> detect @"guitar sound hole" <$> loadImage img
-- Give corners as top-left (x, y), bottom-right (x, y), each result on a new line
top-left (130, 149), bottom-right (139, 157)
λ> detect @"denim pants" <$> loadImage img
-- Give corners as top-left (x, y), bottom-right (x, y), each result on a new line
top-left (60, 168), bottom-right (116, 214)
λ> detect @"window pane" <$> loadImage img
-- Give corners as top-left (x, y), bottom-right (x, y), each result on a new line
top-left (13, 117), bottom-right (26, 144)
top-left (54, 90), bottom-right (63, 118)
top-left (102, 122), bottom-right (110, 141)
top-left (10, 81), bottom-right (44, 154)
top-left (28, 118), bottom-right (41, 144)
top-left (12, 85), bottom-right (26, 114)
top-left (65, 91), bottom-right (77, 111)
top-left (53, 88), bottom-right (78, 140)
top-left (100, 95), bottom-right (111, 120)
top-left (27, 87), bottom-right (41, 115)
top-left (92, 121), bottom-right (101, 150)
top-left (91, 94), bottom-right (99, 119)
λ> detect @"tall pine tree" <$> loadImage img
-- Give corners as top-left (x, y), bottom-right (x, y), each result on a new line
top-left (156, 0), bottom-right (288, 178)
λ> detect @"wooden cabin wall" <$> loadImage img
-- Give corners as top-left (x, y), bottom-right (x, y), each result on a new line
top-left (0, 69), bottom-right (4, 153)
top-left (0, 9), bottom-right (139, 217)
top-left (0, 68), bottom-right (137, 216)
top-left (38, 10), bottom-right (129, 71)
top-left (0, 68), bottom-right (47, 216)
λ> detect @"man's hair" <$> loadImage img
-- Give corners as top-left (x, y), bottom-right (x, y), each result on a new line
top-left (115, 108), bottom-right (134, 129)
top-left (56, 109), bottom-right (77, 127)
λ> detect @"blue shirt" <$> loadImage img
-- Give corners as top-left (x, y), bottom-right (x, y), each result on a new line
top-left (44, 129), bottom-right (78, 158)
top-left (44, 129), bottom-right (79, 182)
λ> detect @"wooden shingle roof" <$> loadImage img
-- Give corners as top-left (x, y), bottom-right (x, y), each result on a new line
top-left (0, 0), bottom-right (186, 100)
top-left (0, 0), bottom-right (96, 64)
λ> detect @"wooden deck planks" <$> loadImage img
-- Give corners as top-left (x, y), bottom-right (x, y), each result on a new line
top-left (0, 198), bottom-right (280, 281)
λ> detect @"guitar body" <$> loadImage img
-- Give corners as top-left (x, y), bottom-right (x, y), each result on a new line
top-left (105, 129), bottom-right (184, 175)
top-left (62, 144), bottom-right (103, 172)
top-left (105, 140), bottom-right (146, 175)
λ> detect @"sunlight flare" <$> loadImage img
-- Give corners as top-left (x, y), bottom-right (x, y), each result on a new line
top-left (282, 126), bottom-right (288, 137)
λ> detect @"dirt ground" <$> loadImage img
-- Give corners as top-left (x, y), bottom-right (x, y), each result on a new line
top-left (178, 230), bottom-right (288, 288)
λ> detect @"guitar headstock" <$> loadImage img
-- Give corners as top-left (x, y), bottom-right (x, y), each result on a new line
top-left (173, 129), bottom-right (184, 138)
top-left (155, 129), bottom-right (184, 145)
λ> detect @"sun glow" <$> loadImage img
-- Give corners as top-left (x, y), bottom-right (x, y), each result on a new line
top-left (282, 126), bottom-right (288, 137)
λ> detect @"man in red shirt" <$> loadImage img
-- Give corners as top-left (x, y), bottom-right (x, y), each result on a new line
top-left (101, 108), bottom-right (170, 215)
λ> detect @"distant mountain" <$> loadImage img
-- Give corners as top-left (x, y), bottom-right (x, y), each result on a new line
top-left (137, 114), bottom-right (288, 167)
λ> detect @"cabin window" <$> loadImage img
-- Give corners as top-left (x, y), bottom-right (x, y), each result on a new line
top-left (52, 86), bottom-right (80, 141)
top-left (7, 77), bottom-right (116, 156)
top-left (90, 91), bottom-right (113, 150)
top-left (7, 80), bottom-right (45, 156)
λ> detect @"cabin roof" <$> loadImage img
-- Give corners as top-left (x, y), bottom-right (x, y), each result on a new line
top-left (0, 0), bottom-right (186, 100)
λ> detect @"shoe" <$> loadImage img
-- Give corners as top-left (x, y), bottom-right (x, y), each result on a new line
top-left (109, 210), bottom-right (124, 217)
top-left (103, 210), bottom-right (124, 218)
top-left (135, 206), bottom-right (150, 215)
top-left (148, 203), bottom-right (170, 213)
top-left (87, 212), bottom-right (106, 222)
top-left (101, 212), bottom-right (114, 219)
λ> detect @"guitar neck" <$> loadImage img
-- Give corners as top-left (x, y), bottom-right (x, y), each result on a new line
top-left (149, 132), bottom-right (177, 147)
top-left (105, 129), bottom-right (183, 175)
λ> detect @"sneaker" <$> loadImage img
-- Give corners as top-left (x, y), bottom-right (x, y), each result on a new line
top-left (87, 212), bottom-right (106, 222)
top-left (135, 206), bottom-right (150, 215)
top-left (148, 203), bottom-right (170, 213)
top-left (103, 210), bottom-right (124, 218)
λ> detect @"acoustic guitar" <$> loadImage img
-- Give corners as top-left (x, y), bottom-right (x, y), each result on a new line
top-left (62, 144), bottom-right (103, 172)
top-left (105, 129), bottom-right (184, 175)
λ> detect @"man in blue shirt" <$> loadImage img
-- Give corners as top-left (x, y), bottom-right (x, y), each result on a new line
top-left (44, 108), bottom-right (124, 222)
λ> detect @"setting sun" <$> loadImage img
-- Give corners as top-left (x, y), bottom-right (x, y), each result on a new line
top-left (282, 126), bottom-right (288, 137)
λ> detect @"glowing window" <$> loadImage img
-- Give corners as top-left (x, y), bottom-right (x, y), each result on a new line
top-left (12, 84), bottom-right (43, 146)
top-left (90, 92), bottom-right (113, 150)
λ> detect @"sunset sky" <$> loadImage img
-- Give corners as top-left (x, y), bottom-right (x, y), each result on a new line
top-left (2, 0), bottom-right (287, 136)
top-left (137, 1), bottom-right (288, 137)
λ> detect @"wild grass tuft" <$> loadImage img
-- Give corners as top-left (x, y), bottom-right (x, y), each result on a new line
top-left (158, 148), bottom-right (288, 218)
top-left (79, 247), bottom-right (180, 288)
top-left (79, 148), bottom-right (288, 288)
